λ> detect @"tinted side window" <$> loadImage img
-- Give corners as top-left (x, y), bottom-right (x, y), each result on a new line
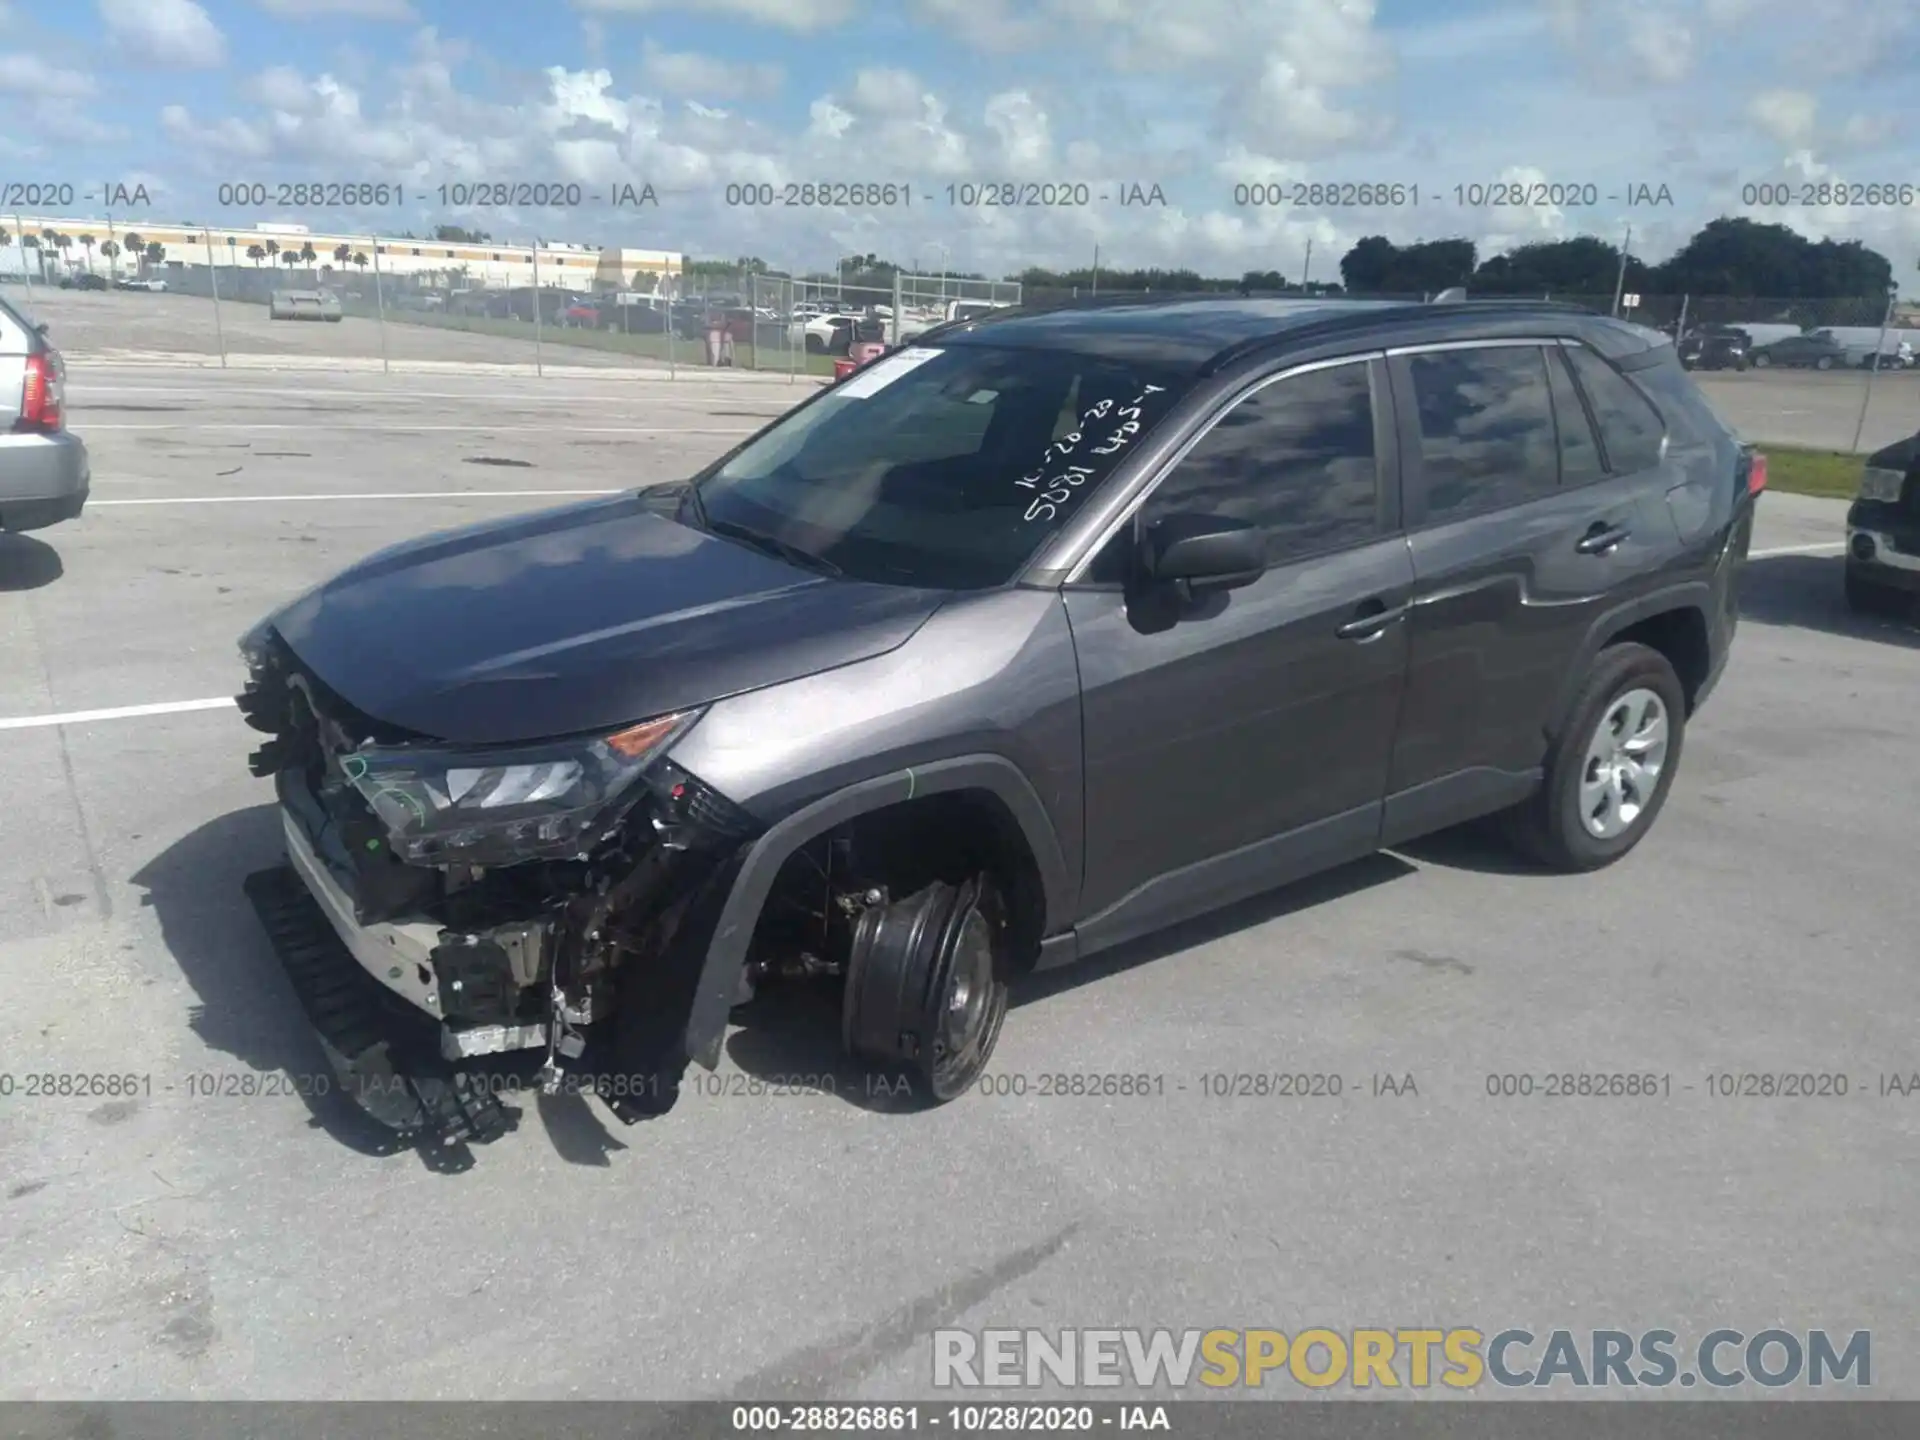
top-left (1407, 346), bottom-right (1559, 521)
top-left (1139, 361), bottom-right (1382, 566)
top-left (1545, 347), bottom-right (1606, 486)
top-left (1566, 345), bottom-right (1666, 472)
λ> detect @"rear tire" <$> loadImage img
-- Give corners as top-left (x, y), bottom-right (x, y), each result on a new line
top-left (1501, 643), bottom-right (1687, 873)
top-left (841, 874), bottom-right (1011, 1105)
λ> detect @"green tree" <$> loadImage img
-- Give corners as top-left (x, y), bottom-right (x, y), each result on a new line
top-left (246, 244), bottom-right (265, 266)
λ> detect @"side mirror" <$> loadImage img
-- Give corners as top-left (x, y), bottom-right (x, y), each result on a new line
top-left (1139, 513), bottom-right (1266, 596)
top-left (34, 322), bottom-right (48, 336)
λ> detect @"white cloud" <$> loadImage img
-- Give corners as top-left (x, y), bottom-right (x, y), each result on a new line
top-left (848, 68), bottom-right (927, 120)
top-left (571, 0), bottom-right (856, 30)
top-left (245, 65), bottom-right (316, 111)
top-left (639, 41), bottom-right (781, 100)
top-left (1623, 10), bottom-right (1693, 82)
top-left (983, 92), bottom-right (1052, 172)
top-left (0, 53), bottom-right (97, 99)
top-left (911, 0), bottom-right (1047, 50)
top-left (1748, 88), bottom-right (1818, 146)
top-left (252, 0), bottom-right (416, 16)
top-left (98, 0), bottom-right (227, 68)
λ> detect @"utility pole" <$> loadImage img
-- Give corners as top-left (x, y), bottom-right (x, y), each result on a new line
top-left (1091, 244), bottom-right (1100, 297)
top-left (1611, 223), bottom-right (1633, 317)
top-left (1302, 238), bottom-right (1313, 290)
top-left (1850, 285), bottom-right (1900, 454)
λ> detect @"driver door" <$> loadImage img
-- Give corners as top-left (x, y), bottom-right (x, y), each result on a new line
top-left (1061, 357), bottom-right (1414, 951)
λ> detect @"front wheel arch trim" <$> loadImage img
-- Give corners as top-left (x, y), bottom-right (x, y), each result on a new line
top-left (681, 755), bottom-right (1072, 1070)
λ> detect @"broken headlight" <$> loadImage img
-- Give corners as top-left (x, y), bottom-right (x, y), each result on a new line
top-left (340, 710), bottom-right (703, 866)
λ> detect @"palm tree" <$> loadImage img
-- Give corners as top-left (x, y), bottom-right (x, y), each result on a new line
top-left (100, 240), bottom-right (121, 280)
top-left (124, 232), bottom-right (145, 275)
top-left (146, 241), bottom-right (165, 271)
top-left (333, 243), bottom-right (351, 267)
top-left (54, 234), bottom-right (72, 276)
top-left (298, 241), bottom-right (317, 280)
top-left (246, 243), bottom-right (265, 267)
top-left (81, 234), bottom-right (95, 273)
top-left (21, 234), bottom-right (42, 280)
top-left (352, 251), bottom-right (369, 272)
top-left (264, 238), bottom-right (280, 266)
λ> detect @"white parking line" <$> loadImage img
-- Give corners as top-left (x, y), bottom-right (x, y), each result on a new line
top-left (0, 698), bottom-right (235, 731)
top-left (1750, 542), bottom-right (1845, 557)
top-left (90, 489), bottom-right (621, 506)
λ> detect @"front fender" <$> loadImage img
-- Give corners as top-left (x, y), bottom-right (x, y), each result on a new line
top-left (680, 754), bottom-right (1072, 1070)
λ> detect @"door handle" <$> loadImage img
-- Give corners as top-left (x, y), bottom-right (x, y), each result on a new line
top-left (1336, 601), bottom-right (1408, 640)
top-left (1576, 523), bottom-right (1631, 556)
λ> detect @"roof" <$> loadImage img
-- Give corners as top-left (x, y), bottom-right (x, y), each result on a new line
top-left (933, 294), bottom-right (1617, 372)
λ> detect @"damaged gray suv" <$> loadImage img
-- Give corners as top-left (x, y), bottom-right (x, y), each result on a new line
top-left (238, 297), bottom-right (1760, 1147)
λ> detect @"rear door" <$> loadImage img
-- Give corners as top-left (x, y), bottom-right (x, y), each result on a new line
top-left (1382, 339), bottom-right (1680, 841)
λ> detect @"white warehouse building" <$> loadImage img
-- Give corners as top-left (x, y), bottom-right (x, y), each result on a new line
top-left (2, 216), bottom-right (682, 291)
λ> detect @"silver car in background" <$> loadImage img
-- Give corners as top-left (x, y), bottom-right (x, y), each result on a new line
top-left (0, 293), bottom-right (89, 533)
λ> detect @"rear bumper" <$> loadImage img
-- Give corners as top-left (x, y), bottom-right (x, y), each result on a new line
top-left (1845, 497), bottom-right (1920, 589)
top-left (1846, 528), bottom-right (1920, 591)
top-left (0, 431), bottom-right (90, 532)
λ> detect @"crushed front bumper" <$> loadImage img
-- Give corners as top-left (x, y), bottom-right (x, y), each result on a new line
top-left (243, 862), bottom-right (515, 1149)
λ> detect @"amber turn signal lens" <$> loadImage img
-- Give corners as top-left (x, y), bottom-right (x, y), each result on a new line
top-left (605, 713), bottom-right (687, 758)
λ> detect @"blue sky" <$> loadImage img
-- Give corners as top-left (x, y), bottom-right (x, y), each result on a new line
top-left (0, 0), bottom-right (1915, 286)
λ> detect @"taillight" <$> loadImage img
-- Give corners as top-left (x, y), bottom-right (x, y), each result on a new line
top-left (18, 351), bottom-right (63, 432)
top-left (1746, 450), bottom-right (1767, 495)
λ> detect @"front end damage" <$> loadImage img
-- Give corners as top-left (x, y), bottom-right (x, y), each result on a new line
top-left (235, 628), bottom-right (761, 1147)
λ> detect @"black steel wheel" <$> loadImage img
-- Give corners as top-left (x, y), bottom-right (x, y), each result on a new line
top-left (841, 874), bottom-right (1010, 1104)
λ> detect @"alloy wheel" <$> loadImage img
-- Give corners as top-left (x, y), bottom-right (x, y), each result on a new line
top-left (1579, 687), bottom-right (1669, 840)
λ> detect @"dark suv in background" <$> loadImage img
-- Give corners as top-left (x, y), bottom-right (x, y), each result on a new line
top-left (237, 297), bottom-right (1761, 1147)
top-left (1678, 327), bottom-right (1750, 371)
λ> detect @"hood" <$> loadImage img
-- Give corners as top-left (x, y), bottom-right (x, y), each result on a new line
top-left (269, 492), bottom-right (948, 744)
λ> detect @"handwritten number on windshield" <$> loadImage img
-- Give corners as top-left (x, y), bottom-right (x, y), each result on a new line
top-left (1018, 385), bottom-right (1165, 523)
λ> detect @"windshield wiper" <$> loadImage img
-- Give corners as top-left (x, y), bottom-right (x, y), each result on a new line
top-left (678, 479), bottom-right (710, 530)
top-left (706, 517), bottom-right (842, 577)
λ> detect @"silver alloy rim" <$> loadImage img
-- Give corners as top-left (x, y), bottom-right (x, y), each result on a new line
top-left (1579, 687), bottom-right (1668, 839)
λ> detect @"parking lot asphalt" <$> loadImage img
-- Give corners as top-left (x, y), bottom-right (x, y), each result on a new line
top-left (2, 360), bottom-right (1918, 1402)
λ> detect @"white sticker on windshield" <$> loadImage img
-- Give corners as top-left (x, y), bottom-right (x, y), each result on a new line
top-left (835, 346), bottom-right (944, 399)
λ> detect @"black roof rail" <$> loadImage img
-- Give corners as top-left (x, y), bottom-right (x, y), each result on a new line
top-left (1197, 298), bottom-right (1606, 375)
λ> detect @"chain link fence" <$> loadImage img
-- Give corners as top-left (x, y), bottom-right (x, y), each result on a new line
top-left (5, 215), bottom-right (1912, 449)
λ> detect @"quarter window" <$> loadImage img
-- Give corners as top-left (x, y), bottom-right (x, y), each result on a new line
top-left (1407, 346), bottom-right (1559, 521)
top-left (1564, 345), bottom-right (1666, 473)
top-left (1135, 361), bottom-right (1383, 566)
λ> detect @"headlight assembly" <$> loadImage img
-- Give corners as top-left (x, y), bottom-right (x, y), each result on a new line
top-left (340, 709), bottom-right (703, 866)
top-left (1858, 467), bottom-right (1906, 503)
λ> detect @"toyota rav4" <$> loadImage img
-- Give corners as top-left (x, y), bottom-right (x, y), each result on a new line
top-left (236, 297), bottom-right (1761, 1148)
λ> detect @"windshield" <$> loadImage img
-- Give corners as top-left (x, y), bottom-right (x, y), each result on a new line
top-left (688, 343), bottom-right (1191, 589)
